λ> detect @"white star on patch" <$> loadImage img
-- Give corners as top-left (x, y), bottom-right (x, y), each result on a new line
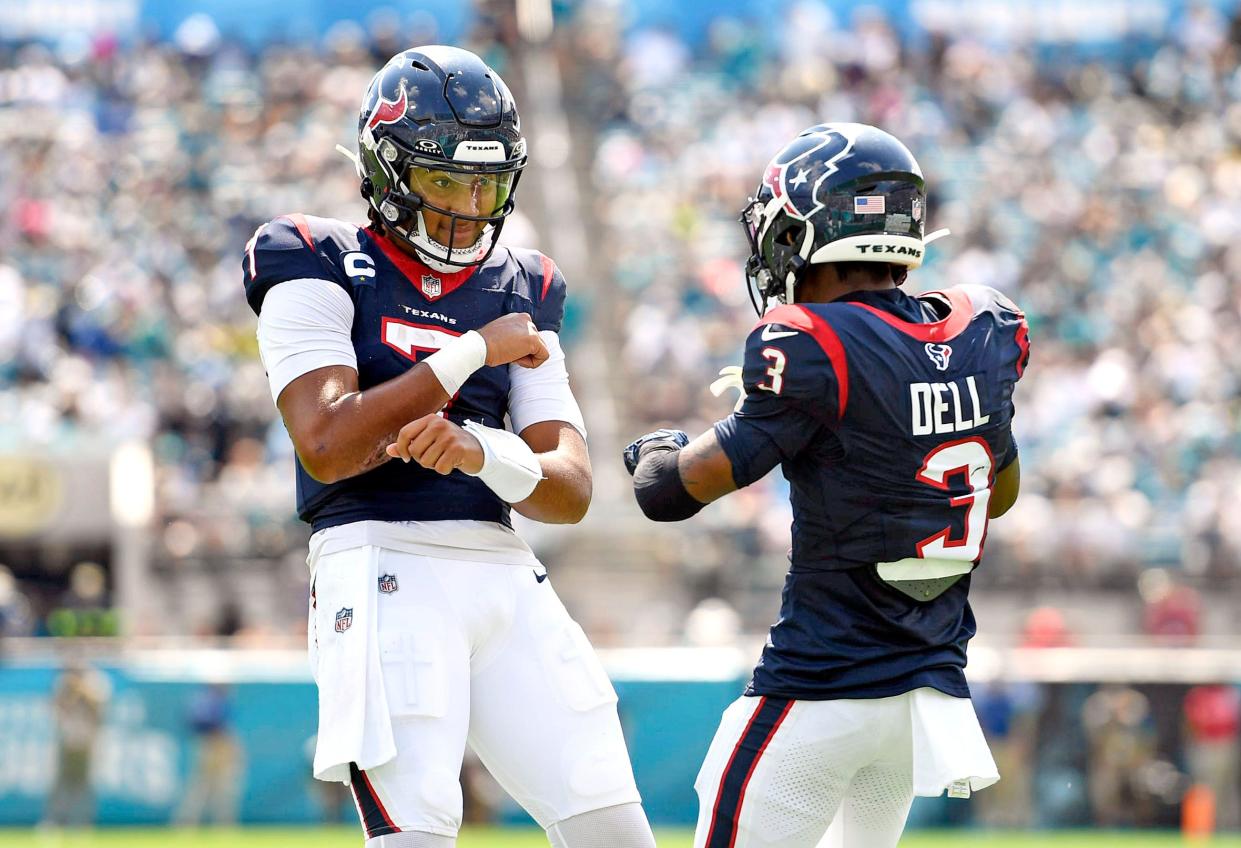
top-left (789, 168), bottom-right (809, 188)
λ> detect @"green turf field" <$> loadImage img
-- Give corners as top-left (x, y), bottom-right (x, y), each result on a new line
top-left (2, 829), bottom-right (1241, 847)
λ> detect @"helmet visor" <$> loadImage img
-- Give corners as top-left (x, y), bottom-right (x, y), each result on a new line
top-left (407, 166), bottom-right (515, 220)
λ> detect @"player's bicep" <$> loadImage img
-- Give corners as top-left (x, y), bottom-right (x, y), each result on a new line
top-left (676, 429), bottom-right (741, 505)
top-left (990, 454), bottom-right (1020, 518)
top-left (276, 364), bottom-right (359, 448)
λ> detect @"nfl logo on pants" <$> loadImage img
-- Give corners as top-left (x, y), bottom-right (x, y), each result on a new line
top-left (335, 607), bottom-right (353, 633)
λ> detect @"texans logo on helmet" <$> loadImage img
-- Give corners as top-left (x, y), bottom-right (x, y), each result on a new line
top-left (367, 85), bottom-right (409, 132)
top-left (762, 126), bottom-right (858, 221)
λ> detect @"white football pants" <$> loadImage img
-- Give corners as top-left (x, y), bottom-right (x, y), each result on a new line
top-left (694, 689), bottom-right (998, 848)
top-left (309, 546), bottom-right (643, 840)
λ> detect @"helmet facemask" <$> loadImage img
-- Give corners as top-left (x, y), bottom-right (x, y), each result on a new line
top-left (365, 136), bottom-right (525, 272)
top-left (740, 197), bottom-right (815, 314)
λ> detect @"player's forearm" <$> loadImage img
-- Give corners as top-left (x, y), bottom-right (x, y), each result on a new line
top-left (296, 365), bottom-right (450, 483)
top-left (511, 451), bottom-right (592, 524)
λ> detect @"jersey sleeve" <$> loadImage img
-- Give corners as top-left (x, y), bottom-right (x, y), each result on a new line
top-left (738, 307), bottom-right (845, 425)
top-left (242, 215), bottom-right (340, 316)
top-left (713, 311), bottom-right (842, 488)
top-left (256, 279), bottom-right (357, 404)
top-left (996, 432), bottom-right (1018, 471)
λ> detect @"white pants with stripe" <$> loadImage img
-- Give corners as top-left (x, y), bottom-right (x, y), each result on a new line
top-left (693, 689), bottom-right (999, 848)
top-left (308, 544), bottom-right (642, 840)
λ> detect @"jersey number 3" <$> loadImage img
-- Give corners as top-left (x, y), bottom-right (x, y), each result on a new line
top-left (757, 347), bottom-right (787, 394)
top-left (915, 437), bottom-right (994, 563)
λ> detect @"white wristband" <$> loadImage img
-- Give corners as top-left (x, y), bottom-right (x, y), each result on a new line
top-left (424, 330), bottom-right (487, 396)
top-left (462, 420), bottom-right (544, 503)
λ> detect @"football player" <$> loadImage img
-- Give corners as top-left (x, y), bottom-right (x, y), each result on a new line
top-left (623, 124), bottom-right (1030, 848)
top-left (244, 47), bottom-right (656, 848)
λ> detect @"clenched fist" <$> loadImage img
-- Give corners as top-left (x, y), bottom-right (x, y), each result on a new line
top-left (386, 414), bottom-right (484, 475)
top-left (478, 313), bottom-right (548, 369)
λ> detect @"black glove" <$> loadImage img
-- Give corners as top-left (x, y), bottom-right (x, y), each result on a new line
top-left (623, 429), bottom-right (690, 476)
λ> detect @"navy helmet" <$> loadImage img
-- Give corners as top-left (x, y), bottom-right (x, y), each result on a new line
top-left (740, 123), bottom-right (934, 311)
top-left (356, 46), bottom-right (527, 270)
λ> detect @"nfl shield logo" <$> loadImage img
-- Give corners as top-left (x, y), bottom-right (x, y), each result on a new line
top-left (378, 574), bottom-right (398, 594)
top-left (420, 274), bottom-right (442, 298)
top-left (335, 607), bottom-right (353, 633)
top-left (924, 342), bottom-right (953, 371)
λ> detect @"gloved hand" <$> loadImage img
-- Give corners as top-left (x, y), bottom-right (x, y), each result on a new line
top-left (622, 428), bottom-right (690, 476)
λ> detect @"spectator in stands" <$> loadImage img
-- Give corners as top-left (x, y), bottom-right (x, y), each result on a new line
top-left (1141, 570), bottom-right (1203, 645)
top-left (1020, 606), bottom-right (1074, 649)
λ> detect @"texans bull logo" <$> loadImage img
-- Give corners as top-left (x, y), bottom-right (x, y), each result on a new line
top-left (366, 84), bottom-right (409, 132)
top-left (925, 343), bottom-right (952, 371)
top-left (762, 126), bottom-right (857, 221)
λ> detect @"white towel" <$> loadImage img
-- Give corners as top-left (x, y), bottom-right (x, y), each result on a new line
top-left (908, 687), bottom-right (999, 797)
top-left (308, 545), bottom-right (397, 783)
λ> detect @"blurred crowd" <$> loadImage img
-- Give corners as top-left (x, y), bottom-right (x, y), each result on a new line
top-left (560, 0), bottom-right (1241, 601)
top-left (1, 2), bottom-right (1241, 640)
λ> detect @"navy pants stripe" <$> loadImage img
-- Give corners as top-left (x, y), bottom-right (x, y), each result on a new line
top-left (350, 761), bottom-right (399, 839)
top-left (704, 696), bottom-right (794, 848)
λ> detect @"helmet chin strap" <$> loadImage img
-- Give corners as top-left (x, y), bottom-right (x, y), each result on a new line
top-left (408, 210), bottom-right (489, 273)
top-left (782, 225), bottom-right (816, 304)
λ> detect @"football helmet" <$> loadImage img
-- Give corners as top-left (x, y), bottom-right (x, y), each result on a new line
top-left (356, 46), bottom-right (527, 272)
top-left (740, 123), bottom-right (932, 312)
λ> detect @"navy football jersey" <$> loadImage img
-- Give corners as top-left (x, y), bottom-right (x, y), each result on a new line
top-left (714, 285), bottom-right (1028, 700)
top-left (242, 214), bottom-right (566, 531)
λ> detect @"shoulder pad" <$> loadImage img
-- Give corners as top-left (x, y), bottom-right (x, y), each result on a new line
top-left (242, 214), bottom-right (352, 315)
top-left (508, 247), bottom-right (567, 333)
top-left (953, 284), bottom-right (1029, 377)
top-left (954, 284), bottom-right (1024, 321)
